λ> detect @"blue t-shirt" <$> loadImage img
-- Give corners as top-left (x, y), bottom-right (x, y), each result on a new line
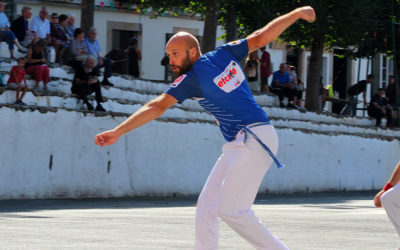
top-left (85, 38), bottom-right (101, 58)
top-left (272, 70), bottom-right (290, 87)
top-left (165, 39), bottom-right (269, 142)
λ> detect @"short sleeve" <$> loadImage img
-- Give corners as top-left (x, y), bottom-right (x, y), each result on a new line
top-left (218, 39), bottom-right (249, 61)
top-left (165, 73), bottom-right (202, 104)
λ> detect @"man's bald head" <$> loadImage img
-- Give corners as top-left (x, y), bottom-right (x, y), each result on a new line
top-left (166, 31), bottom-right (201, 58)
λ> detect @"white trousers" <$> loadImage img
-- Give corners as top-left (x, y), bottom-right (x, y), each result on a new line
top-left (381, 183), bottom-right (400, 237)
top-left (195, 124), bottom-right (289, 250)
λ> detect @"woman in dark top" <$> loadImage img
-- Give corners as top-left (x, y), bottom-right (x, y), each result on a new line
top-left (25, 39), bottom-right (50, 90)
top-left (126, 37), bottom-right (141, 77)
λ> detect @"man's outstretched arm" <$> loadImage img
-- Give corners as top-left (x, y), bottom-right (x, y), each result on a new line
top-left (94, 93), bottom-right (178, 147)
top-left (246, 6), bottom-right (315, 53)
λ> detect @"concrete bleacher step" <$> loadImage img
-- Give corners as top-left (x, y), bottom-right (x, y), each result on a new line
top-left (1, 85), bottom-right (399, 142)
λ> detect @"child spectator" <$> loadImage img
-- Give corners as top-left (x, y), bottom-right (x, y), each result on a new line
top-left (7, 57), bottom-right (28, 105)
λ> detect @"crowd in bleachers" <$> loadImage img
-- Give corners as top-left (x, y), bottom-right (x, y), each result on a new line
top-left (0, 5), bottom-right (128, 111)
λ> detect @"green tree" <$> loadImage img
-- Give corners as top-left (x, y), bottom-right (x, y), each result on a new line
top-left (236, 0), bottom-right (380, 112)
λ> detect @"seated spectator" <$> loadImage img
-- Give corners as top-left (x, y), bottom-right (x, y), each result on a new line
top-left (0, 1), bottom-right (10, 30)
top-left (69, 28), bottom-right (88, 62)
top-left (51, 14), bottom-right (70, 63)
top-left (386, 75), bottom-right (397, 107)
top-left (368, 88), bottom-right (393, 127)
top-left (85, 27), bottom-right (113, 86)
top-left (0, 2), bottom-right (26, 59)
top-left (11, 6), bottom-right (32, 45)
top-left (66, 13), bottom-right (76, 39)
top-left (25, 39), bottom-right (49, 90)
top-left (125, 37), bottom-right (141, 78)
top-left (49, 13), bottom-right (58, 38)
top-left (7, 57), bottom-right (28, 105)
top-left (243, 51), bottom-right (259, 84)
top-left (30, 7), bottom-right (51, 44)
top-left (271, 63), bottom-right (296, 108)
top-left (70, 55), bottom-right (105, 111)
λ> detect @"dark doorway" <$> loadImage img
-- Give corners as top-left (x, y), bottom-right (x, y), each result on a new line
top-left (332, 49), bottom-right (348, 114)
top-left (286, 45), bottom-right (299, 69)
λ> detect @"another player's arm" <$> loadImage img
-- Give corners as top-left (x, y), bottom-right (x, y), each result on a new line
top-left (374, 161), bottom-right (400, 207)
top-left (246, 6), bottom-right (315, 53)
top-left (95, 93), bottom-right (178, 147)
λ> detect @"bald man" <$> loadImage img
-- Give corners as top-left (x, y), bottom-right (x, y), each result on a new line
top-left (95, 6), bottom-right (315, 250)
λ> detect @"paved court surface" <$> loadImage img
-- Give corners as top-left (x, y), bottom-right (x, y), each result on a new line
top-left (0, 192), bottom-right (399, 250)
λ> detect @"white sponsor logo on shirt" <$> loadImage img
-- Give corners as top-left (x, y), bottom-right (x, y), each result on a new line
top-left (213, 61), bottom-right (245, 93)
top-left (171, 74), bottom-right (187, 88)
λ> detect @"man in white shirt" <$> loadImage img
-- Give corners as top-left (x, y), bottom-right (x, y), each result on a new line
top-left (30, 7), bottom-right (50, 43)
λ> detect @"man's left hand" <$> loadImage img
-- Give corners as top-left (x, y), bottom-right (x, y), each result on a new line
top-left (296, 6), bottom-right (316, 23)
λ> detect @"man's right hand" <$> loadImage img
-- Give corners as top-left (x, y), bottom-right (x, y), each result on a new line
top-left (374, 189), bottom-right (385, 207)
top-left (95, 130), bottom-right (121, 147)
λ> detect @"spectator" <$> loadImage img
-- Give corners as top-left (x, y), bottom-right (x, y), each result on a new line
top-left (341, 74), bottom-right (374, 116)
top-left (65, 13), bottom-right (76, 39)
top-left (271, 63), bottom-right (296, 108)
top-left (69, 28), bottom-right (88, 62)
top-left (70, 55), bottom-right (105, 111)
top-left (125, 37), bottom-right (141, 78)
top-left (259, 46), bottom-right (271, 93)
top-left (10, 6), bottom-right (32, 44)
top-left (243, 51), bottom-right (259, 83)
top-left (30, 7), bottom-right (51, 44)
top-left (85, 27), bottom-right (114, 86)
top-left (25, 39), bottom-right (49, 90)
top-left (51, 14), bottom-right (70, 63)
top-left (49, 13), bottom-right (58, 38)
top-left (386, 75), bottom-right (397, 107)
top-left (0, 3), bottom-right (26, 59)
top-left (0, 1), bottom-right (10, 30)
top-left (368, 88), bottom-right (393, 127)
top-left (7, 57), bottom-right (28, 105)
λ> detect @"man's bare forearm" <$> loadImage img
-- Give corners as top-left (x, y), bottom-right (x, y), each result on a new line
top-left (388, 161), bottom-right (400, 186)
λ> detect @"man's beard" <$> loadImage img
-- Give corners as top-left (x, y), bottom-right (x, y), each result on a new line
top-left (171, 51), bottom-right (193, 76)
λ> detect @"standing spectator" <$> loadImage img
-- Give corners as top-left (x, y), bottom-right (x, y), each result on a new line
top-left (259, 46), bottom-right (271, 93)
top-left (51, 14), bottom-right (70, 63)
top-left (30, 7), bottom-right (51, 44)
top-left (243, 51), bottom-right (259, 84)
top-left (386, 75), bottom-right (397, 107)
top-left (85, 27), bottom-right (114, 86)
top-left (367, 88), bottom-right (393, 127)
top-left (271, 63), bottom-right (296, 108)
top-left (125, 37), bottom-right (141, 78)
top-left (65, 13), bottom-right (76, 39)
top-left (70, 55), bottom-right (105, 111)
top-left (341, 74), bottom-right (374, 116)
top-left (11, 6), bottom-right (32, 44)
top-left (69, 28), bottom-right (88, 62)
top-left (7, 57), bottom-right (28, 105)
top-left (25, 39), bottom-right (49, 90)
